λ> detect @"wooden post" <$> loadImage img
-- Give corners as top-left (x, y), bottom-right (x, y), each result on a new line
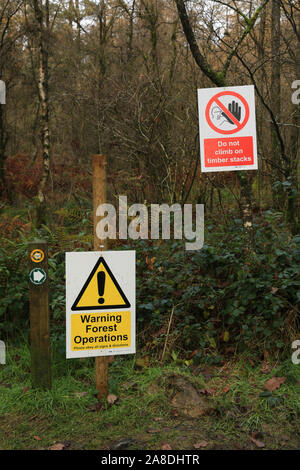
top-left (29, 240), bottom-right (51, 389)
top-left (93, 154), bottom-right (108, 400)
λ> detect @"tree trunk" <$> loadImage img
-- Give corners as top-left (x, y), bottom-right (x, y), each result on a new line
top-left (257, 2), bottom-right (267, 211)
top-left (0, 102), bottom-right (7, 198)
top-left (287, 7), bottom-right (300, 234)
top-left (33, 0), bottom-right (50, 226)
top-left (270, 0), bottom-right (283, 209)
top-left (174, 0), bottom-right (259, 248)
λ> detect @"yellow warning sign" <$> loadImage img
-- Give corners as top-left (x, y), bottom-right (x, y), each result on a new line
top-left (66, 250), bottom-right (135, 358)
top-left (71, 257), bottom-right (130, 311)
top-left (71, 310), bottom-right (131, 351)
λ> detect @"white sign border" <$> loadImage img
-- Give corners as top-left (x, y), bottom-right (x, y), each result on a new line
top-left (197, 85), bottom-right (258, 173)
top-left (66, 250), bottom-right (136, 359)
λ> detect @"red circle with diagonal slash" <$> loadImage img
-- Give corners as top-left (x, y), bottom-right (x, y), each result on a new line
top-left (205, 91), bottom-right (250, 135)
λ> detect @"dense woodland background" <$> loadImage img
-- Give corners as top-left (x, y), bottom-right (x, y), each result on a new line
top-left (0, 0), bottom-right (299, 360)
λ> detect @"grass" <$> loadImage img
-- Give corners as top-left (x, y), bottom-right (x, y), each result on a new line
top-left (0, 338), bottom-right (300, 450)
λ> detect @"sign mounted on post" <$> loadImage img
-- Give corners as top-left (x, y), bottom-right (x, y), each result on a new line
top-left (66, 250), bottom-right (135, 359)
top-left (197, 85), bottom-right (258, 172)
top-left (28, 240), bottom-right (51, 389)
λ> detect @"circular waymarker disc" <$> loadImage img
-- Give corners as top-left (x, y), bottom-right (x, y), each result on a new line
top-left (30, 249), bottom-right (45, 263)
top-left (29, 268), bottom-right (47, 285)
top-left (205, 91), bottom-right (250, 135)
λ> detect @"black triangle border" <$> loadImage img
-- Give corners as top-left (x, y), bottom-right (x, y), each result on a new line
top-left (71, 256), bottom-right (131, 311)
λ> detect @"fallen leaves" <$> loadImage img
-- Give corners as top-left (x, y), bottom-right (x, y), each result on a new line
top-left (161, 443), bottom-right (172, 450)
top-left (48, 441), bottom-right (72, 450)
top-left (250, 435), bottom-right (265, 448)
top-left (193, 440), bottom-right (208, 449)
top-left (107, 394), bottom-right (118, 405)
top-left (49, 443), bottom-right (65, 450)
top-left (88, 393), bottom-right (119, 410)
top-left (264, 376), bottom-right (286, 392)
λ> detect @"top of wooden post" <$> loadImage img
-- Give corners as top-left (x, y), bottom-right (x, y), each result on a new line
top-left (92, 154), bottom-right (106, 170)
top-left (29, 239), bottom-right (47, 246)
top-left (92, 154), bottom-right (107, 251)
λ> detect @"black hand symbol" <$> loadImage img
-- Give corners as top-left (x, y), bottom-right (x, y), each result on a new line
top-left (221, 101), bottom-right (241, 125)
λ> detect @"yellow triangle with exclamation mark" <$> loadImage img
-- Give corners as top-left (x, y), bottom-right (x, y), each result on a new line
top-left (71, 257), bottom-right (130, 310)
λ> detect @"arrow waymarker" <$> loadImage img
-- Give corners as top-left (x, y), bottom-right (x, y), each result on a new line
top-left (29, 268), bottom-right (47, 285)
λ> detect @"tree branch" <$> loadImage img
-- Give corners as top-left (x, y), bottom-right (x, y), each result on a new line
top-left (174, 0), bottom-right (270, 86)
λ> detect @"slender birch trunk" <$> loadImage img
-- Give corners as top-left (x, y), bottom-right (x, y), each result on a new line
top-left (33, 0), bottom-right (50, 212)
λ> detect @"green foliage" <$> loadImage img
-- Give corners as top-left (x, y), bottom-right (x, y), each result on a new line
top-left (0, 206), bottom-right (299, 358)
top-left (0, 341), bottom-right (299, 450)
top-left (136, 217), bottom-right (300, 356)
top-left (0, 240), bottom-right (29, 336)
top-left (0, 204), bottom-right (93, 336)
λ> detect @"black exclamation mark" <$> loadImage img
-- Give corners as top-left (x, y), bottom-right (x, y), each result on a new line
top-left (97, 271), bottom-right (105, 304)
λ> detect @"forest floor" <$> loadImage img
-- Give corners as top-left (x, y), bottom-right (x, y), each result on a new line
top-left (0, 342), bottom-right (299, 451)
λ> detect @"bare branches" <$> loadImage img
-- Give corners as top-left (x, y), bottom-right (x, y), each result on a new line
top-left (174, 0), bottom-right (270, 86)
top-left (174, 0), bottom-right (226, 86)
top-left (280, 0), bottom-right (300, 42)
top-left (0, 1), bottom-right (24, 56)
top-left (221, 0), bottom-right (270, 78)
